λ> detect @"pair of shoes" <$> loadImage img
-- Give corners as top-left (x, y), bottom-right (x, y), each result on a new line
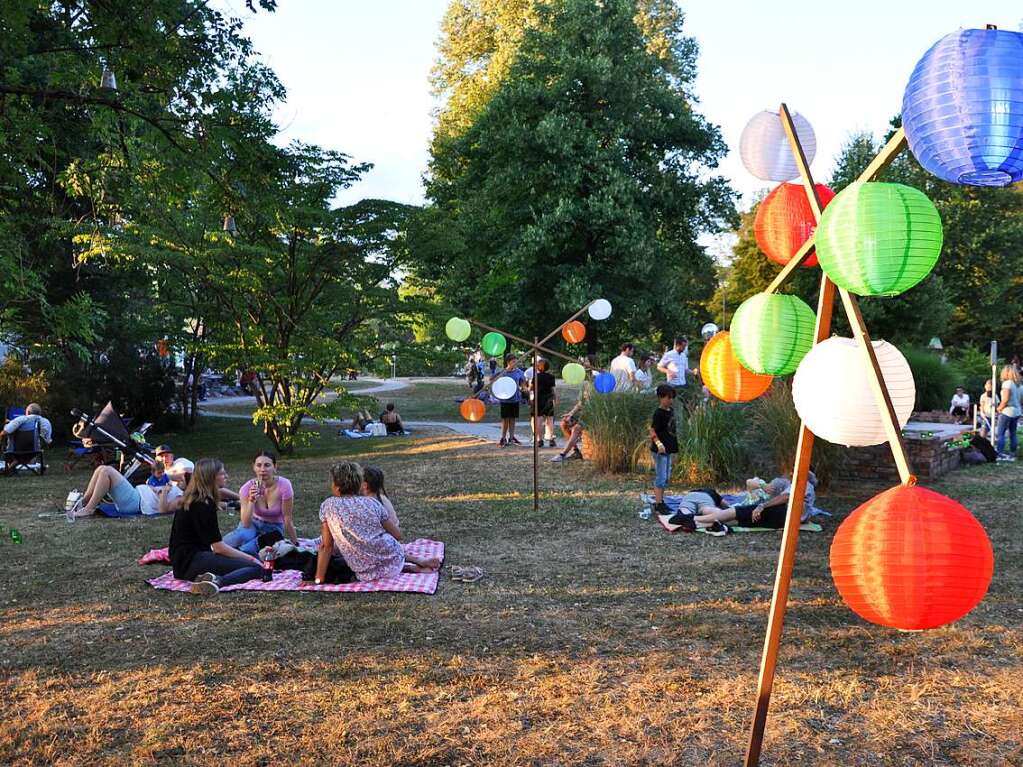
top-left (193, 572), bottom-right (222, 586)
top-left (550, 452), bottom-right (567, 463)
top-left (548, 439), bottom-right (557, 448)
top-left (190, 579), bottom-right (220, 596)
top-left (449, 565), bottom-right (485, 583)
top-left (510, 436), bottom-right (523, 445)
top-left (658, 512), bottom-right (695, 534)
top-left (996, 453), bottom-right (1016, 462)
top-left (700, 521), bottom-right (730, 537)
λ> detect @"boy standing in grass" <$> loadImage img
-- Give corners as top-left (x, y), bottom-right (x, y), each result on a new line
top-left (649, 384), bottom-right (682, 518)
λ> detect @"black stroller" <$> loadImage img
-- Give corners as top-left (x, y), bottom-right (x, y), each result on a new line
top-left (68, 403), bottom-right (156, 482)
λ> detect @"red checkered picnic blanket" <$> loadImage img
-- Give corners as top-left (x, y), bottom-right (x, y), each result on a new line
top-left (141, 538), bottom-right (444, 595)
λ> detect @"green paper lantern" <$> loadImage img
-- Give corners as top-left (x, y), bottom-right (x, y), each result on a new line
top-left (731, 293), bottom-right (816, 376)
top-left (445, 317), bottom-right (471, 342)
top-left (562, 363), bottom-right (586, 385)
top-left (815, 181), bottom-right (943, 296)
top-left (481, 332), bottom-right (507, 357)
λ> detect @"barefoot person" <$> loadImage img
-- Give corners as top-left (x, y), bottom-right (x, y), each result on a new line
top-left (313, 461), bottom-right (440, 584)
top-left (168, 458), bottom-right (263, 595)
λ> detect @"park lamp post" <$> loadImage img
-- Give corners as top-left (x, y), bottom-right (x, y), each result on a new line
top-left (445, 299), bottom-right (616, 514)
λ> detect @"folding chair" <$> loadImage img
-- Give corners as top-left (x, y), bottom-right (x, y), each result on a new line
top-left (3, 421), bottom-right (46, 476)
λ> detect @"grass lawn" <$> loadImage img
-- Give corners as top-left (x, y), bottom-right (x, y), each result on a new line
top-left (203, 380), bottom-right (584, 424)
top-left (1, 416), bottom-right (1021, 765)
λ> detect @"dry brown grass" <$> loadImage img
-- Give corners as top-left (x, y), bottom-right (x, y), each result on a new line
top-left (1, 418), bottom-right (1021, 766)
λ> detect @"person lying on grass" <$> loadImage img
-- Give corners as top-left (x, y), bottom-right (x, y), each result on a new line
top-left (168, 458), bottom-right (263, 596)
top-left (688, 473), bottom-right (819, 532)
top-left (222, 451), bottom-right (297, 555)
top-left (313, 461), bottom-right (440, 585)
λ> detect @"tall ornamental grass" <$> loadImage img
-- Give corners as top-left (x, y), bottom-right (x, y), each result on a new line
top-left (675, 399), bottom-right (748, 485)
top-left (580, 390), bottom-right (654, 474)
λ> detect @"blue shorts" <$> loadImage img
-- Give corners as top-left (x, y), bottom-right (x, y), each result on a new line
top-left (653, 452), bottom-right (673, 489)
top-left (108, 475), bottom-right (143, 515)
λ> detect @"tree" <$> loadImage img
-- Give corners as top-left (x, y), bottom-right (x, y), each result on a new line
top-left (419, 0), bottom-right (735, 350)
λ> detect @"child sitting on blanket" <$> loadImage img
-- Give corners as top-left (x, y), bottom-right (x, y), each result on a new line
top-left (361, 466), bottom-right (401, 540)
top-left (314, 461), bottom-right (440, 584)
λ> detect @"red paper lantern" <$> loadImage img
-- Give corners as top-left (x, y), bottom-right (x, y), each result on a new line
top-left (699, 331), bottom-right (773, 403)
top-left (830, 485), bottom-right (993, 631)
top-left (459, 398), bottom-right (486, 423)
top-left (753, 182), bottom-right (836, 267)
top-left (562, 320), bottom-right (586, 344)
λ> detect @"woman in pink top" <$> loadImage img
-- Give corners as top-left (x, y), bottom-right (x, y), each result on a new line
top-left (222, 451), bottom-right (297, 555)
top-left (313, 461), bottom-right (440, 583)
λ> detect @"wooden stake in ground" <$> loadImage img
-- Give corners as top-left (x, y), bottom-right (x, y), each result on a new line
top-left (745, 106), bottom-right (917, 766)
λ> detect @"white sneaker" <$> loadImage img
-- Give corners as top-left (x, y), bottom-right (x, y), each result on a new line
top-left (550, 453), bottom-right (567, 463)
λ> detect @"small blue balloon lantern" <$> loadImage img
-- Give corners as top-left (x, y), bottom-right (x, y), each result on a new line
top-left (903, 28), bottom-right (1023, 187)
top-left (594, 371), bottom-right (616, 394)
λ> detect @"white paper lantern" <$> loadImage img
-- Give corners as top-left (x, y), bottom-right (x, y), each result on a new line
top-left (739, 110), bottom-right (817, 182)
top-left (792, 337), bottom-right (915, 447)
top-left (492, 376), bottom-right (518, 400)
top-left (588, 299), bottom-right (612, 320)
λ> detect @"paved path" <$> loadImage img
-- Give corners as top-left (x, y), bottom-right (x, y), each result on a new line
top-left (201, 377), bottom-right (411, 408)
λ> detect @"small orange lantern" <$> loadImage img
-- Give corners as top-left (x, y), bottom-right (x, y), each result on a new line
top-left (459, 398), bottom-right (486, 423)
top-left (830, 485), bottom-right (993, 631)
top-left (700, 331), bottom-right (772, 403)
top-left (562, 320), bottom-right (586, 344)
top-left (753, 182), bottom-right (836, 267)
top-left (156, 338), bottom-right (170, 358)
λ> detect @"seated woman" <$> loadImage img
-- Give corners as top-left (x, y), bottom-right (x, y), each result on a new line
top-left (350, 408), bottom-right (375, 432)
top-left (379, 403), bottom-right (406, 435)
top-left (168, 458), bottom-right (263, 596)
top-left (222, 451), bottom-right (297, 555)
top-left (313, 461), bottom-right (440, 584)
top-left (71, 462), bottom-right (186, 518)
top-left (361, 465), bottom-right (400, 539)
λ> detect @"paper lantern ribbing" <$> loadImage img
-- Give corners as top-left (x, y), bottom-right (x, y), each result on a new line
top-left (562, 320), bottom-right (586, 344)
top-left (792, 337), bottom-right (915, 447)
top-left (459, 398), bottom-right (486, 422)
top-left (754, 183), bottom-right (836, 267)
top-left (903, 28), bottom-right (1023, 187)
top-left (481, 332), bottom-right (507, 357)
top-left (588, 299), bottom-right (612, 320)
top-left (594, 371), bottom-right (616, 394)
top-left (562, 363), bottom-right (586, 385)
top-left (740, 110), bottom-right (817, 182)
top-left (830, 485), bottom-right (993, 630)
top-left (445, 317), bottom-right (471, 343)
top-left (700, 332), bottom-right (773, 403)
top-left (492, 376), bottom-right (518, 400)
top-left (730, 293), bottom-right (816, 376)
top-left (815, 182), bottom-right (942, 296)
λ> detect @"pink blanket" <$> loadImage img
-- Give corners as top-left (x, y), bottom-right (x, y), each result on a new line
top-left (141, 538), bottom-right (444, 595)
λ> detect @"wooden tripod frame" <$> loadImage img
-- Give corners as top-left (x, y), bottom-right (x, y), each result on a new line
top-left (744, 105), bottom-right (919, 766)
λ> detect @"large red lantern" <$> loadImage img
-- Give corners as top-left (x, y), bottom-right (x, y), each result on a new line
top-left (830, 485), bottom-right (993, 631)
top-left (459, 398), bottom-right (486, 423)
top-left (754, 182), bottom-right (836, 267)
top-left (562, 320), bottom-right (586, 344)
top-left (699, 331), bottom-right (773, 403)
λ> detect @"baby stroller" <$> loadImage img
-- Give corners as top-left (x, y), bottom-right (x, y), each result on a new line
top-left (66, 403), bottom-right (156, 481)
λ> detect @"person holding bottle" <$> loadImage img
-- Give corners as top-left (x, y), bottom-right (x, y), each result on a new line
top-left (222, 451), bottom-right (297, 554)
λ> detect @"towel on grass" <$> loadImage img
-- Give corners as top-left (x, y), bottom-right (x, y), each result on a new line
top-left (142, 538), bottom-right (444, 595)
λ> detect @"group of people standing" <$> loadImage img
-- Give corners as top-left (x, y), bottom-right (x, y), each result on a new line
top-left (609, 336), bottom-right (700, 393)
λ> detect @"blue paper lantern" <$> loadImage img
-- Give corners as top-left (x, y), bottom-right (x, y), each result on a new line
top-left (594, 371), bottom-right (616, 394)
top-left (903, 28), bottom-right (1023, 187)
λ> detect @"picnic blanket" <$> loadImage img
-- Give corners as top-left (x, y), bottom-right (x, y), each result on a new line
top-left (141, 538), bottom-right (444, 595)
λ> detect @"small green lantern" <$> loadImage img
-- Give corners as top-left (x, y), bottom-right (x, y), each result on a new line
top-left (481, 332), bottom-right (507, 357)
top-left (562, 363), bottom-right (586, 385)
top-left (815, 181), bottom-right (942, 296)
top-left (445, 317), bottom-right (471, 342)
top-left (731, 293), bottom-right (816, 376)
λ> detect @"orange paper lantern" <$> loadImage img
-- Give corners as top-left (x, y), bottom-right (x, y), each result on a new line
top-left (753, 182), bottom-right (836, 267)
top-left (156, 338), bottom-right (170, 357)
top-left (562, 320), bottom-right (586, 344)
top-left (830, 485), bottom-right (993, 631)
top-left (700, 331), bottom-right (773, 403)
top-left (459, 398), bottom-right (486, 423)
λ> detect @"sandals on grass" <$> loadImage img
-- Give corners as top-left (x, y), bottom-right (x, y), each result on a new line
top-left (449, 565), bottom-right (485, 583)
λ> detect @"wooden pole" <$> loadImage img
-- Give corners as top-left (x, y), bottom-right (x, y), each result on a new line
top-left (532, 337), bottom-right (540, 514)
top-left (745, 107), bottom-right (915, 765)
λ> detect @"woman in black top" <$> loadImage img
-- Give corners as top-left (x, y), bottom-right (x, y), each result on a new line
top-left (533, 359), bottom-right (557, 448)
top-left (168, 458), bottom-right (263, 596)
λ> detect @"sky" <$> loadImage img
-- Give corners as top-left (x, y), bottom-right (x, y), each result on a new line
top-left (223, 1), bottom-right (1022, 231)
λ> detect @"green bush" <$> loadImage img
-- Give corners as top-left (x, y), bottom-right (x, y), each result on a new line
top-left (950, 345), bottom-right (996, 399)
top-left (579, 389), bottom-right (653, 474)
top-left (675, 399), bottom-right (749, 486)
top-left (902, 347), bottom-right (961, 411)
